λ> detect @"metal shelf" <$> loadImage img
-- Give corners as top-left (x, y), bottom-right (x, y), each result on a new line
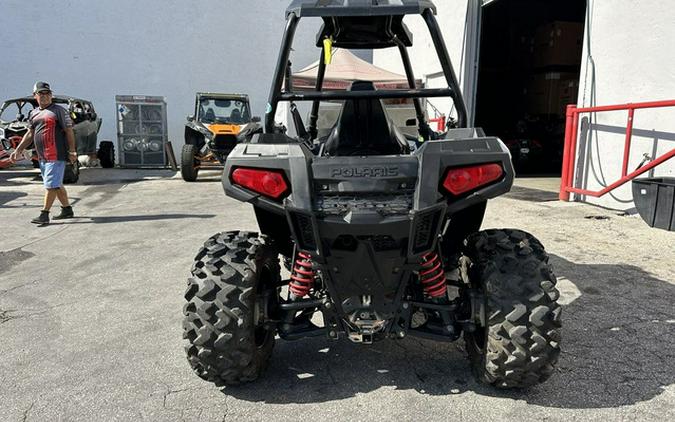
top-left (115, 95), bottom-right (168, 168)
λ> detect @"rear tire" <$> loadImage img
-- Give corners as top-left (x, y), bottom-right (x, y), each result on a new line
top-left (98, 141), bottom-right (115, 168)
top-left (181, 144), bottom-right (199, 182)
top-left (63, 161), bottom-right (80, 184)
top-left (183, 231), bottom-right (280, 385)
top-left (461, 229), bottom-right (561, 388)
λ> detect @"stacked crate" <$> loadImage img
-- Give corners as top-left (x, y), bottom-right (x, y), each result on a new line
top-left (526, 22), bottom-right (584, 118)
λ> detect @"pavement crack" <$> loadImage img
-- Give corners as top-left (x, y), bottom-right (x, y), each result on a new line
top-left (162, 385), bottom-right (195, 409)
top-left (13, 226), bottom-right (70, 250)
top-left (22, 401), bottom-right (34, 422)
top-left (222, 396), bottom-right (229, 421)
top-left (0, 308), bottom-right (22, 324)
top-left (0, 280), bottom-right (38, 297)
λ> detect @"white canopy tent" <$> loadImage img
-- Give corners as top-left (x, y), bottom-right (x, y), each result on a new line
top-left (291, 49), bottom-right (421, 90)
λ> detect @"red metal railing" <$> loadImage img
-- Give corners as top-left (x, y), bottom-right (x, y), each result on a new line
top-left (559, 100), bottom-right (675, 201)
top-left (429, 115), bottom-right (446, 132)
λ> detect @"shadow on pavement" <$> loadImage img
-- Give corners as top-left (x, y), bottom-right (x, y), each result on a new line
top-left (0, 169), bottom-right (41, 186)
top-left (505, 185), bottom-right (560, 202)
top-left (49, 214), bottom-right (217, 224)
top-left (193, 177), bottom-right (223, 183)
top-left (0, 191), bottom-right (28, 206)
top-left (219, 254), bottom-right (674, 409)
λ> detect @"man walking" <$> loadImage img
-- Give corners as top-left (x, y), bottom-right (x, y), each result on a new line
top-left (10, 82), bottom-right (77, 225)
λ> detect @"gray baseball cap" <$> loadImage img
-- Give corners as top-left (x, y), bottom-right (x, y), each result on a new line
top-left (33, 81), bottom-right (52, 94)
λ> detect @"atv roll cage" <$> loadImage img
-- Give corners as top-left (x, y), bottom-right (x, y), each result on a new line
top-left (192, 93), bottom-right (251, 124)
top-left (265, 3), bottom-right (468, 139)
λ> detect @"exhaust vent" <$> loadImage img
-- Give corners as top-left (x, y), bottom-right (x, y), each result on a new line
top-left (411, 208), bottom-right (443, 254)
top-left (290, 212), bottom-right (317, 251)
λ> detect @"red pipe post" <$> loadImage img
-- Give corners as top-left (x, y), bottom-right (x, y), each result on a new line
top-left (564, 111), bottom-right (580, 200)
top-left (621, 108), bottom-right (635, 177)
top-left (559, 104), bottom-right (576, 201)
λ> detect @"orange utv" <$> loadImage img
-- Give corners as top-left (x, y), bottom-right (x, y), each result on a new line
top-left (181, 93), bottom-right (258, 181)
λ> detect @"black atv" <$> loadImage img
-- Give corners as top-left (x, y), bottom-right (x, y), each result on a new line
top-left (183, 0), bottom-right (561, 389)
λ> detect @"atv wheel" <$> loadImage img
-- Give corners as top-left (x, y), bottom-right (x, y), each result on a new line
top-left (183, 231), bottom-right (280, 385)
top-left (97, 141), bottom-right (115, 168)
top-left (180, 144), bottom-right (199, 182)
top-left (461, 229), bottom-right (561, 388)
top-left (63, 161), bottom-right (80, 184)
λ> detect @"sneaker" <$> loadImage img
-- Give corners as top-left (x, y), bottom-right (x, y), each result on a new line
top-left (53, 206), bottom-right (74, 220)
top-left (31, 210), bottom-right (50, 225)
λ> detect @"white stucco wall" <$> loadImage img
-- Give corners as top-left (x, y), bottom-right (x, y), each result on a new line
top-left (573, 0), bottom-right (675, 210)
top-left (0, 0), bottom-right (326, 154)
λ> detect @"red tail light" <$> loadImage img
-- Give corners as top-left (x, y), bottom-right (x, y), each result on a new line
top-left (231, 167), bottom-right (290, 200)
top-left (442, 163), bottom-right (504, 196)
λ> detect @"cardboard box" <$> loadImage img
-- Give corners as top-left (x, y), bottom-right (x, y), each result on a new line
top-left (527, 72), bottom-right (579, 117)
top-left (533, 21), bottom-right (584, 68)
top-left (512, 34), bottom-right (535, 69)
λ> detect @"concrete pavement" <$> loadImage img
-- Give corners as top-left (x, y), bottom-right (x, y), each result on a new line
top-left (1, 167), bottom-right (673, 421)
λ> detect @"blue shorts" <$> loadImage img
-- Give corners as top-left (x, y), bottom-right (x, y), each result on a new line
top-left (39, 160), bottom-right (66, 189)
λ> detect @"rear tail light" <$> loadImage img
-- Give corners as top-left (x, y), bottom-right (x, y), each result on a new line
top-left (231, 167), bottom-right (290, 200)
top-left (442, 163), bottom-right (503, 196)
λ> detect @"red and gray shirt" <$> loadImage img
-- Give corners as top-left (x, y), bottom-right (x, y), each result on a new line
top-left (28, 104), bottom-right (73, 162)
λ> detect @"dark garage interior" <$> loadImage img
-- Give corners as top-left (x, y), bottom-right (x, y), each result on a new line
top-left (474, 0), bottom-right (586, 175)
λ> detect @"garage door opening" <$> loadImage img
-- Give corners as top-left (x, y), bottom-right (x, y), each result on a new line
top-left (474, 0), bottom-right (586, 175)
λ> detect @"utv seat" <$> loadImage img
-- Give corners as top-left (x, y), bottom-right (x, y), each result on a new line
top-left (323, 81), bottom-right (409, 156)
top-left (230, 109), bottom-right (242, 123)
top-left (203, 108), bottom-right (216, 122)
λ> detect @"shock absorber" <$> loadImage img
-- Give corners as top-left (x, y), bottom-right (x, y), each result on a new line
top-left (419, 252), bottom-right (447, 298)
top-left (289, 252), bottom-right (316, 298)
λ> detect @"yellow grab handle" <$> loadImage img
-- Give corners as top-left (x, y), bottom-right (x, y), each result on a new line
top-left (323, 37), bottom-right (333, 65)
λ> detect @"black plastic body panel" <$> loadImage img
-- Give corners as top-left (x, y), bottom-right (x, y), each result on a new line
top-left (286, 0), bottom-right (436, 18)
top-left (222, 134), bottom-right (513, 318)
top-left (316, 16), bottom-right (413, 49)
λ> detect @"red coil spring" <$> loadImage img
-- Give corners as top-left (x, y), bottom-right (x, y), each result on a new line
top-left (419, 252), bottom-right (447, 298)
top-left (289, 252), bottom-right (315, 297)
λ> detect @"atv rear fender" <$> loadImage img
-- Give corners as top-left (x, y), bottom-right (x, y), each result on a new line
top-left (222, 132), bottom-right (514, 255)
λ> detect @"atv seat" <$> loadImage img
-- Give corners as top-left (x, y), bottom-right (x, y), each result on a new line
top-left (203, 108), bottom-right (216, 122)
top-left (323, 81), bottom-right (409, 156)
top-left (230, 109), bottom-right (242, 123)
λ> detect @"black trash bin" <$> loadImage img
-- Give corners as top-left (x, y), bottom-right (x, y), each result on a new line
top-left (632, 177), bottom-right (675, 231)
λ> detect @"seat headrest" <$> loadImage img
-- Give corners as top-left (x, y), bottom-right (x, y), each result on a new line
top-left (348, 80), bottom-right (376, 92)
